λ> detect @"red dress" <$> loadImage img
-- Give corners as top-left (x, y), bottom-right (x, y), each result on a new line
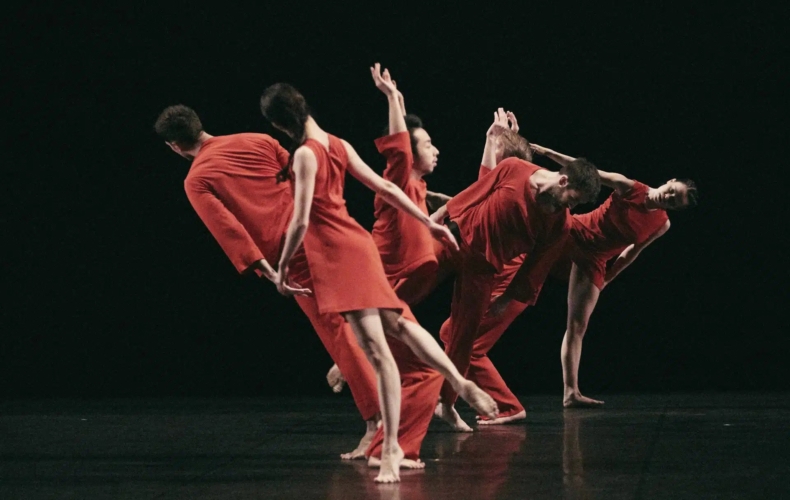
top-left (300, 135), bottom-right (402, 315)
top-left (568, 181), bottom-right (668, 289)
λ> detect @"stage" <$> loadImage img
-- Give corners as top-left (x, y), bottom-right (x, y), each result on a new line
top-left (1, 393), bottom-right (786, 499)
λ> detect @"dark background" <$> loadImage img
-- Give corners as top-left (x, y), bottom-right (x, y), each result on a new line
top-left (4, 4), bottom-right (787, 399)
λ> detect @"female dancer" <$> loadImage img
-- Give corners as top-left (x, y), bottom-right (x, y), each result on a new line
top-left (259, 82), bottom-right (498, 482)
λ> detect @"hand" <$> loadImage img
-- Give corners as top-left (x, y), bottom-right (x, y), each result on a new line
top-left (488, 293), bottom-right (512, 317)
top-left (530, 143), bottom-right (549, 156)
top-left (370, 62), bottom-right (398, 98)
top-left (486, 108), bottom-right (519, 139)
top-left (428, 221), bottom-right (459, 251)
top-left (273, 265), bottom-right (312, 297)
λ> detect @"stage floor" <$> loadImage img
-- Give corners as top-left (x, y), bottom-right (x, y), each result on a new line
top-left (1, 393), bottom-right (787, 499)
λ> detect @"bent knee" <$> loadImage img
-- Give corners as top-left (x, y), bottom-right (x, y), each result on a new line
top-left (567, 319), bottom-right (588, 336)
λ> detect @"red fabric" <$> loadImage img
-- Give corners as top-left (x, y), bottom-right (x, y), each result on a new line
top-left (183, 134), bottom-right (378, 420)
top-left (371, 132), bottom-right (438, 281)
top-left (565, 182), bottom-right (669, 289)
top-left (366, 334), bottom-right (443, 461)
top-left (445, 158), bottom-right (569, 302)
top-left (299, 136), bottom-right (402, 314)
top-left (185, 133), bottom-right (291, 273)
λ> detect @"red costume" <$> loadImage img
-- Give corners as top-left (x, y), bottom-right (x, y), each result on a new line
top-left (566, 181), bottom-right (668, 289)
top-left (439, 158), bottom-right (570, 405)
top-left (364, 132), bottom-right (444, 462)
top-left (299, 136), bottom-right (402, 314)
top-left (462, 181), bottom-right (670, 418)
top-left (185, 133), bottom-right (378, 420)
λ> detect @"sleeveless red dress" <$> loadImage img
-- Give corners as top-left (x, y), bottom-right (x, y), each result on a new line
top-left (299, 135), bottom-right (403, 315)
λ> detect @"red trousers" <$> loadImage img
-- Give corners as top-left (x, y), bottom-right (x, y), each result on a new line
top-left (440, 297), bottom-right (528, 419)
top-left (439, 245), bottom-right (499, 405)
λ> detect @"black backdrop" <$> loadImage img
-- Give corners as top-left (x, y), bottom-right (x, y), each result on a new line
top-left (4, 4), bottom-right (786, 398)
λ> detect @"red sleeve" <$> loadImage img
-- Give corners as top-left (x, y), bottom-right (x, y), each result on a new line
top-left (446, 159), bottom-right (517, 219)
top-left (478, 164), bottom-right (494, 181)
top-left (184, 176), bottom-right (264, 274)
top-left (504, 217), bottom-right (571, 303)
top-left (618, 181), bottom-right (649, 204)
top-left (374, 132), bottom-right (413, 189)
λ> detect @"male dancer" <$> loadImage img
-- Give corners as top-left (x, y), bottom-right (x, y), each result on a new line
top-left (429, 133), bottom-right (601, 425)
top-left (154, 105), bottom-right (380, 457)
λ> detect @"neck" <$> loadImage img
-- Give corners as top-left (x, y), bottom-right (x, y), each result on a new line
top-left (644, 187), bottom-right (661, 210)
top-left (183, 131), bottom-right (213, 158)
top-left (530, 170), bottom-right (563, 213)
top-left (304, 116), bottom-right (323, 138)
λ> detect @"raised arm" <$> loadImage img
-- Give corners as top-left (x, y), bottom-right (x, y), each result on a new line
top-left (343, 139), bottom-right (459, 251)
top-left (371, 63), bottom-right (406, 135)
top-left (596, 169), bottom-right (635, 196)
top-left (603, 219), bottom-right (670, 287)
top-left (530, 144), bottom-right (576, 167)
top-left (275, 147), bottom-right (316, 297)
top-left (481, 108), bottom-right (519, 171)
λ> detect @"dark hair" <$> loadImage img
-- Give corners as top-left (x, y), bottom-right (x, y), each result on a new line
top-left (154, 105), bottom-right (203, 148)
top-left (676, 178), bottom-right (699, 209)
top-left (499, 130), bottom-right (532, 162)
top-left (560, 158), bottom-right (601, 203)
top-left (260, 83), bottom-right (311, 182)
top-left (381, 114), bottom-right (425, 157)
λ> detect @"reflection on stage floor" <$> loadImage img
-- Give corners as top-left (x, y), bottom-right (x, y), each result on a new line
top-left (1, 393), bottom-right (787, 499)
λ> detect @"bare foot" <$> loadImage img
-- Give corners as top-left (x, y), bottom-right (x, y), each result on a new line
top-left (563, 392), bottom-right (605, 408)
top-left (326, 364), bottom-right (346, 393)
top-left (434, 402), bottom-right (473, 432)
top-left (340, 420), bottom-right (378, 460)
top-left (375, 445), bottom-right (404, 483)
top-left (477, 410), bottom-right (527, 426)
top-left (457, 380), bottom-right (499, 419)
top-left (368, 456), bottom-right (425, 469)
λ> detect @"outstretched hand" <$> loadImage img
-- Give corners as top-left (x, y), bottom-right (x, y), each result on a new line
top-left (428, 221), bottom-right (459, 251)
top-left (486, 108), bottom-right (519, 138)
top-left (370, 62), bottom-right (399, 98)
top-left (273, 267), bottom-right (312, 297)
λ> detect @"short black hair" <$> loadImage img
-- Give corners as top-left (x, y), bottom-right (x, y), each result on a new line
top-left (560, 158), bottom-right (601, 203)
top-left (154, 105), bottom-right (203, 148)
top-left (677, 178), bottom-right (699, 209)
top-left (381, 114), bottom-right (424, 156)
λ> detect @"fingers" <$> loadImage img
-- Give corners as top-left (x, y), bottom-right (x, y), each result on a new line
top-left (507, 111), bottom-right (519, 132)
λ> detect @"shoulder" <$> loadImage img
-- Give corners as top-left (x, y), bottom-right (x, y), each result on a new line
top-left (294, 144), bottom-right (317, 162)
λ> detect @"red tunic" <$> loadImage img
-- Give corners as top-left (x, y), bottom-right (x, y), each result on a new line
top-left (184, 133), bottom-right (291, 273)
top-left (300, 135), bottom-right (402, 314)
top-left (568, 181), bottom-right (669, 289)
top-left (447, 158), bottom-right (570, 302)
top-left (371, 132), bottom-right (437, 280)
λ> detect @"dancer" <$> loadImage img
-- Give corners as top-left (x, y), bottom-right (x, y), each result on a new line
top-left (531, 144), bottom-right (698, 407)
top-left (259, 81), bottom-right (497, 482)
top-left (429, 131), bottom-right (600, 429)
top-left (153, 105), bottom-right (381, 457)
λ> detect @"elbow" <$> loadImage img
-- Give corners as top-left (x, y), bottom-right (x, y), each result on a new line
top-left (378, 180), bottom-right (399, 198)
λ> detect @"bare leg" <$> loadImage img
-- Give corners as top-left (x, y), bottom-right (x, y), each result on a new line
top-left (326, 363), bottom-right (346, 393)
top-left (380, 310), bottom-right (498, 419)
top-left (561, 264), bottom-right (605, 409)
top-left (341, 416), bottom-right (380, 460)
top-left (434, 401), bottom-right (473, 432)
top-left (343, 309), bottom-right (403, 482)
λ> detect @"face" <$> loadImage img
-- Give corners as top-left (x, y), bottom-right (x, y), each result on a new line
top-left (166, 142), bottom-right (195, 161)
top-left (411, 128), bottom-right (439, 175)
top-left (651, 179), bottom-right (691, 210)
top-left (546, 175), bottom-right (585, 210)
